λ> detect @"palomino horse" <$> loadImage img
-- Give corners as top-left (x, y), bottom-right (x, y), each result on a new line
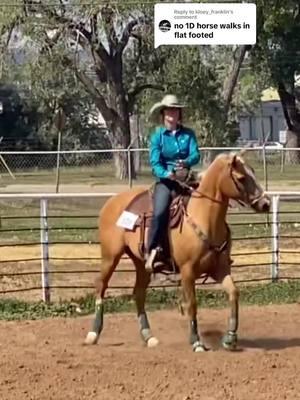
top-left (85, 152), bottom-right (271, 352)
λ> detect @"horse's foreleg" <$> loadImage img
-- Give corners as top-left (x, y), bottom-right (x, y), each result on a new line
top-left (181, 268), bottom-right (208, 352)
top-left (133, 260), bottom-right (159, 347)
top-left (221, 274), bottom-right (239, 351)
top-left (84, 256), bottom-right (120, 345)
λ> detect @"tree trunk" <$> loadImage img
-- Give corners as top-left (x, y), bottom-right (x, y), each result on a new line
top-left (130, 113), bottom-right (141, 173)
top-left (223, 45), bottom-right (248, 115)
top-left (277, 82), bottom-right (300, 164)
top-left (108, 123), bottom-right (131, 180)
top-left (107, 57), bottom-right (137, 180)
top-left (107, 117), bottom-right (137, 180)
top-left (113, 150), bottom-right (136, 180)
top-left (113, 146), bottom-right (129, 180)
top-left (285, 129), bottom-right (300, 164)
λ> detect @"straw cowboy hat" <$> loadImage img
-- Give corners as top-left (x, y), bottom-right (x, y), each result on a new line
top-left (149, 94), bottom-right (186, 123)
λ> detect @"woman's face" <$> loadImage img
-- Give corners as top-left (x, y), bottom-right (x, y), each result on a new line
top-left (163, 107), bottom-right (181, 126)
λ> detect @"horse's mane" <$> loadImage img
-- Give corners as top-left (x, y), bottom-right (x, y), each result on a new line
top-left (196, 151), bottom-right (246, 181)
top-left (215, 151), bottom-right (244, 162)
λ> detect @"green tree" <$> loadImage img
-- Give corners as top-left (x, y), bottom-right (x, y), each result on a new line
top-left (0, 50), bottom-right (111, 152)
top-left (11, 0), bottom-right (166, 179)
top-left (139, 45), bottom-right (255, 156)
top-left (0, 81), bottom-right (40, 150)
top-left (0, 1), bottom-right (259, 174)
top-left (253, 0), bottom-right (300, 162)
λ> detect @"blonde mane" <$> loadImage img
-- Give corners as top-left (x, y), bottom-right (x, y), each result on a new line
top-left (196, 151), bottom-right (248, 182)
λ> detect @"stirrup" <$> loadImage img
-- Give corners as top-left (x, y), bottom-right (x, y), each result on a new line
top-left (145, 248), bottom-right (158, 273)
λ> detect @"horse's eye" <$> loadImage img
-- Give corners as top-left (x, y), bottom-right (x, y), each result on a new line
top-left (238, 175), bottom-right (246, 182)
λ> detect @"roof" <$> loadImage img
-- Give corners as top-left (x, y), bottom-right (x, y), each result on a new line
top-left (261, 87), bottom-right (280, 102)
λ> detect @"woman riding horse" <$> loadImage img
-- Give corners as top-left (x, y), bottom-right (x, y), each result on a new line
top-left (84, 149), bottom-right (271, 351)
top-left (145, 94), bottom-right (201, 272)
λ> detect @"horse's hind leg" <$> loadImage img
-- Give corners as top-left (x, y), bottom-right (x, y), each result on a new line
top-left (132, 256), bottom-right (159, 347)
top-left (85, 252), bottom-right (122, 345)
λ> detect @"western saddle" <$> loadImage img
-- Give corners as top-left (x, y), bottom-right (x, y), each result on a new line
top-left (124, 174), bottom-right (199, 274)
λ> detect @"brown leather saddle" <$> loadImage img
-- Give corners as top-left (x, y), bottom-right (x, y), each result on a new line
top-left (124, 183), bottom-right (192, 271)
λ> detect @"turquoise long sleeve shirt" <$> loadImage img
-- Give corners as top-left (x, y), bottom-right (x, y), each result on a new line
top-left (149, 125), bottom-right (201, 179)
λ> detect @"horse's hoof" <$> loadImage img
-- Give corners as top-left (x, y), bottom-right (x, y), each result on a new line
top-left (84, 331), bottom-right (98, 345)
top-left (193, 341), bottom-right (209, 352)
top-left (147, 336), bottom-right (159, 348)
top-left (222, 332), bottom-right (238, 351)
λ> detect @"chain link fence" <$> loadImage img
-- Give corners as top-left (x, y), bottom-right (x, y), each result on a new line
top-left (0, 146), bottom-right (298, 191)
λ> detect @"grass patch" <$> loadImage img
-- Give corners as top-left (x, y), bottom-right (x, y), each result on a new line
top-left (0, 280), bottom-right (299, 321)
top-left (0, 298), bottom-right (76, 321)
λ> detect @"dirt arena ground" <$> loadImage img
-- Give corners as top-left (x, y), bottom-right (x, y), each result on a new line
top-left (0, 304), bottom-right (299, 400)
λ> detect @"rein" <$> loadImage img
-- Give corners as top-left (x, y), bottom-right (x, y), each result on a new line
top-left (174, 163), bottom-right (265, 256)
top-left (191, 188), bottom-right (224, 204)
top-left (176, 180), bottom-right (230, 255)
top-left (178, 180), bottom-right (224, 204)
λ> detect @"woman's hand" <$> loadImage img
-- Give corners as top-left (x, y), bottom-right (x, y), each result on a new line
top-left (167, 171), bottom-right (176, 180)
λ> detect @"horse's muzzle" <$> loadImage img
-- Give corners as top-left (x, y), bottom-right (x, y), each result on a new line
top-left (251, 194), bottom-right (271, 213)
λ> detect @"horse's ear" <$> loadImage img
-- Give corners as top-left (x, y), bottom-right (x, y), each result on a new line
top-left (231, 154), bottom-right (238, 168)
top-left (239, 148), bottom-right (248, 157)
top-left (231, 154), bottom-right (244, 179)
top-left (231, 153), bottom-right (244, 168)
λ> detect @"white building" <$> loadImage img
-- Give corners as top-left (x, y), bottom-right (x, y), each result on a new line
top-left (239, 88), bottom-right (286, 143)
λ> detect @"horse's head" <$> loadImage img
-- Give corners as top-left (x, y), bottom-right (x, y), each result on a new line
top-left (219, 152), bottom-right (271, 213)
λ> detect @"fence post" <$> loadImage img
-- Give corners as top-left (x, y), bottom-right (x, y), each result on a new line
top-left (127, 147), bottom-right (132, 188)
top-left (54, 107), bottom-right (66, 193)
top-left (55, 138), bottom-right (62, 193)
top-left (271, 194), bottom-right (280, 282)
top-left (40, 198), bottom-right (51, 303)
top-left (127, 140), bottom-right (136, 188)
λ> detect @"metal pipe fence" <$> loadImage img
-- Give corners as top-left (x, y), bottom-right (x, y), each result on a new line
top-left (0, 192), bottom-right (300, 303)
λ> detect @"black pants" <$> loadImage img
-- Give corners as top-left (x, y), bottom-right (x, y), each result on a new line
top-left (147, 179), bottom-right (180, 253)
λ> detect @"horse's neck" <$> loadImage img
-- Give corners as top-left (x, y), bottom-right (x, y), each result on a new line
top-left (188, 165), bottom-right (229, 238)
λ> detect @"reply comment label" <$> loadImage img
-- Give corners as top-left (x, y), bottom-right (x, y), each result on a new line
top-left (154, 3), bottom-right (256, 48)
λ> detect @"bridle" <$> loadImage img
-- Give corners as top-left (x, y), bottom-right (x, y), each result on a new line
top-left (173, 160), bottom-right (267, 258)
top-left (178, 164), bottom-right (265, 209)
top-left (228, 163), bottom-right (266, 208)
